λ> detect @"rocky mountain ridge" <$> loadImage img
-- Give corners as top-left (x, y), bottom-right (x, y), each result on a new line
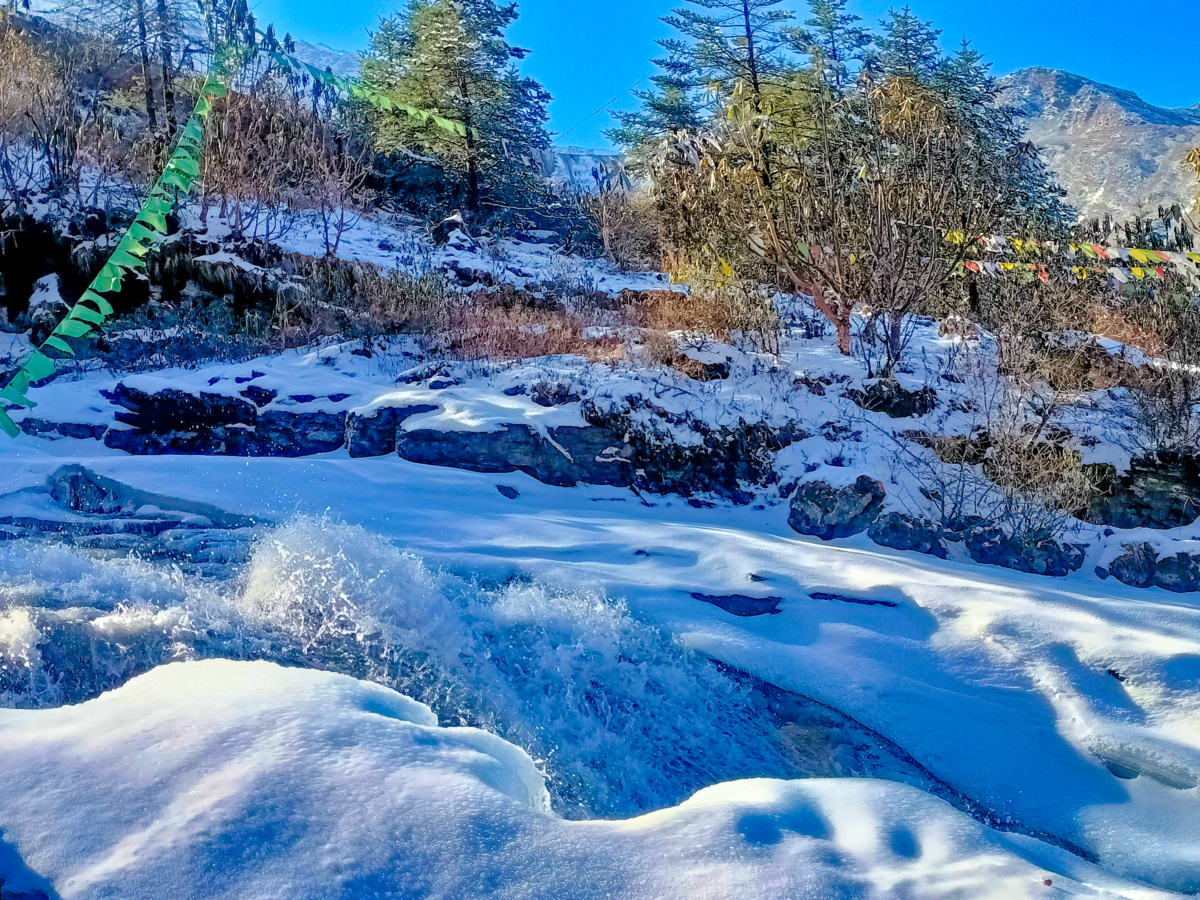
top-left (999, 66), bottom-right (1200, 220)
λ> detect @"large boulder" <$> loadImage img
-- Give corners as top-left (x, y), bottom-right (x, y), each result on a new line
top-left (964, 529), bottom-right (1086, 577)
top-left (250, 411), bottom-right (347, 457)
top-left (788, 476), bottom-right (885, 540)
top-left (1151, 552), bottom-right (1200, 593)
top-left (396, 425), bottom-right (632, 488)
top-left (1104, 542), bottom-right (1200, 592)
top-left (867, 512), bottom-right (948, 558)
top-left (346, 405), bottom-right (438, 458)
top-left (1106, 542), bottom-right (1158, 588)
top-left (108, 383), bottom-right (257, 432)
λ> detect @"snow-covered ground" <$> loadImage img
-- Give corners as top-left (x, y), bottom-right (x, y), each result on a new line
top-left (0, 659), bottom-right (1180, 900)
top-left (0, 429), bottom-right (1198, 895)
top-left (3, 189), bottom-right (1200, 896)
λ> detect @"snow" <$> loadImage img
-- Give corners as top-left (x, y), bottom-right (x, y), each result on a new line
top-left (0, 659), bottom-right (1178, 900)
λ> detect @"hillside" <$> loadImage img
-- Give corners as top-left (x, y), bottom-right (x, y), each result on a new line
top-left (1000, 67), bottom-right (1200, 220)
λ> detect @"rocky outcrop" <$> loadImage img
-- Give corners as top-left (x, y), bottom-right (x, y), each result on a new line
top-left (1085, 452), bottom-right (1200, 530)
top-left (867, 512), bottom-right (948, 558)
top-left (346, 405), bottom-right (438, 458)
top-left (788, 476), bottom-right (886, 540)
top-left (396, 425), bottom-right (633, 488)
top-left (964, 528), bottom-right (1086, 577)
top-left (844, 379), bottom-right (937, 418)
top-left (1104, 542), bottom-right (1200, 593)
top-left (584, 399), bottom-right (806, 504)
top-left (107, 383), bottom-right (257, 432)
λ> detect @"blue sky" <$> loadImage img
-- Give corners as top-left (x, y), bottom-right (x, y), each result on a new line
top-left (251, 0), bottom-right (1200, 149)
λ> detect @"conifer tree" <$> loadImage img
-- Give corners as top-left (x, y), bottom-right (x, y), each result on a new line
top-left (877, 6), bottom-right (941, 80)
top-left (363, 0), bottom-right (551, 217)
top-left (607, 47), bottom-right (703, 150)
top-left (791, 0), bottom-right (874, 89)
top-left (665, 0), bottom-right (794, 107)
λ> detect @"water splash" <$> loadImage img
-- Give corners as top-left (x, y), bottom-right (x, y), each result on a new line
top-left (0, 519), bottom-right (792, 817)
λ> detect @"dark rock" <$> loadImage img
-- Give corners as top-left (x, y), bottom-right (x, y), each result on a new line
top-left (964, 529), bottom-right (1086, 577)
top-left (1085, 452), bottom-right (1200, 529)
top-left (346, 405), bottom-right (437, 458)
top-left (690, 592), bottom-right (782, 616)
top-left (328, 393), bottom-right (352, 403)
top-left (397, 425), bottom-right (632, 488)
top-left (239, 385), bottom-right (277, 407)
top-left (502, 385), bottom-right (527, 396)
top-left (429, 379), bottom-right (457, 390)
top-left (252, 411), bottom-right (347, 457)
top-left (105, 427), bottom-right (232, 456)
top-left (57, 421), bottom-right (107, 440)
top-left (531, 381), bottom-right (581, 407)
top-left (234, 371), bottom-right (266, 384)
top-left (809, 591), bottom-right (898, 608)
top-left (1152, 552), bottom-right (1200, 593)
top-left (109, 383), bottom-right (257, 432)
top-left (290, 394), bottom-right (317, 403)
top-left (496, 485), bottom-right (520, 499)
top-left (582, 400), bottom-right (788, 503)
top-left (868, 512), bottom-right (948, 558)
top-left (1107, 542), bottom-right (1158, 588)
top-left (844, 379), bottom-right (937, 418)
top-left (788, 476), bottom-right (885, 540)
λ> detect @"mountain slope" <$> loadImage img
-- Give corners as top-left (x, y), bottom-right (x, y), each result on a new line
top-left (1000, 67), bottom-right (1200, 220)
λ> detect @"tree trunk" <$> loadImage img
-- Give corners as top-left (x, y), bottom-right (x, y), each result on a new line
top-left (134, 0), bottom-right (157, 130)
top-left (741, 0), bottom-right (772, 189)
top-left (156, 0), bottom-right (174, 126)
top-left (460, 78), bottom-right (479, 215)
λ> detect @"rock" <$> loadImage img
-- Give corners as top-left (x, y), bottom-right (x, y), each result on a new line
top-left (1107, 542), bottom-right (1158, 588)
top-left (109, 383), bottom-right (257, 432)
top-left (844, 379), bottom-right (937, 418)
top-left (1152, 552), bottom-right (1200, 593)
top-left (964, 529), bottom-right (1086, 577)
top-left (16, 418), bottom-right (106, 440)
top-left (346, 405), bottom-right (438, 458)
top-left (1085, 452), bottom-right (1200, 529)
top-left (530, 381), bottom-right (581, 407)
top-left (240, 385), bottom-right (278, 407)
top-left (397, 425), bottom-right (632, 488)
top-left (868, 512), bottom-right (948, 558)
top-left (496, 485), bottom-right (520, 499)
top-left (105, 427), bottom-right (232, 456)
top-left (251, 411), bottom-right (347, 457)
top-left (788, 476), bottom-right (886, 540)
top-left (582, 400), bottom-right (796, 504)
top-left (690, 592), bottom-right (782, 616)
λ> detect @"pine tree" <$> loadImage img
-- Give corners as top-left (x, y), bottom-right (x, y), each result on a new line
top-left (663, 0), bottom-right (794, 107)
top-left (363, 0), bottom-right (552, 217)
top-left (877, 6), bottom-right (941, 80)
top-left (791, 0), bottom-right (874, 89)
top-left (607, 44), bottom-right (703, 150)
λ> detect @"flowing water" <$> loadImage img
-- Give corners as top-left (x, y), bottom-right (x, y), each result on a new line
top-left (0, 518), bottom-right (796, 818)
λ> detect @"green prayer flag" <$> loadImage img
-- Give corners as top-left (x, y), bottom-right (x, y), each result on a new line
top-left (43, 336), bottom-right (75, 356)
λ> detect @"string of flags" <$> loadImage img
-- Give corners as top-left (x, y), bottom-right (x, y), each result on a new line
top-left (944, 232), bottom-right (1200, 286)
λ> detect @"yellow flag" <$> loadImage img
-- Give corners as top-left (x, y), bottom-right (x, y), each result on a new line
top-left (1130, 249), bottom-right (1151, 264)
top-left (1189, 252), bottom-right (1200, 265)
top-left (945, 232), bottom-right (965, 244)
top-left (1011, 238), bottom-right (1024, 252)
top-left (1132, 267), bottom-right (1145, 279)
top-left (1000, 262), bottom-right (1015, 271)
